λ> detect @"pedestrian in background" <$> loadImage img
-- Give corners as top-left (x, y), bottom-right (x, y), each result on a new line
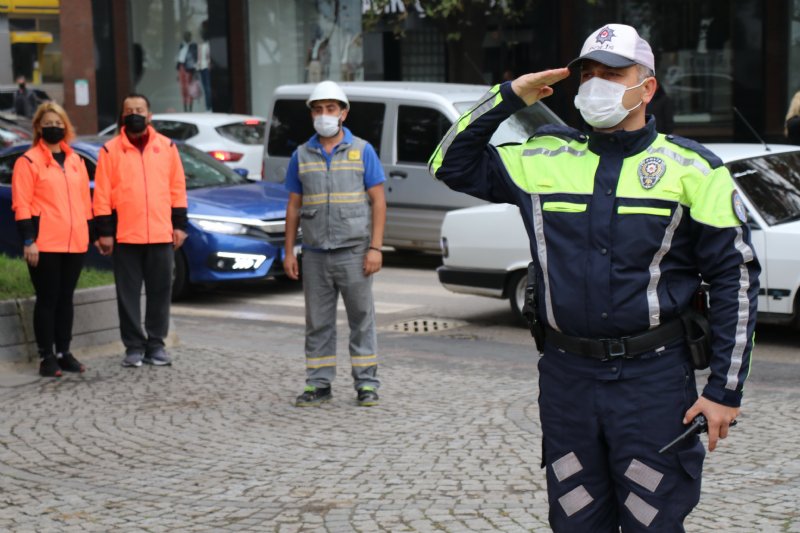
top-left (430, 23), bottom-right (758, 531)
top-left (176, 31), bottom-right (198, 111)
top-left (784, 90), bottom-right (800, 145)
top-left (283, 80), bottom-right (386, 408)
top-left (93, 94), bottom-right (188, 368)
top-left (13, 75), bottom-right (38, 118)
top-left (11, 102), bottom-right (92, 377)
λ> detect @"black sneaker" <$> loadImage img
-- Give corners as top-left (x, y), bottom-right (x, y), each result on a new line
top-left (295, 386), bottom-right (332, 407)
top-left (57, 352), bottom-right (86, 373)
top-left (39, 355), bottom-right (62, 378)
top-left (357, 386), bottom-right (379, 407)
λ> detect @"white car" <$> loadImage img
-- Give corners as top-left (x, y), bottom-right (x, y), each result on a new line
top-left (100, 113), bottom-right (266, 180)
top-left (438, 143), bottom-right (800, 327)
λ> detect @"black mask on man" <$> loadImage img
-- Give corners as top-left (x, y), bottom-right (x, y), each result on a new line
top-left (124, 114), bottom-right (148, 134)
top-left (18, 83), bottom-right (25, 90)
top-left (42, 126), bottom-right (65, 145)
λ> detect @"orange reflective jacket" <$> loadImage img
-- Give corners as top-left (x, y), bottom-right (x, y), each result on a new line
top-left (11, 141), bottom-right (92, 253)
top-left (93, 126), bottom-right (188, 244)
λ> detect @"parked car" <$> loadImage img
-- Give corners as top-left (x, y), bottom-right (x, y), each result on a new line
top-left (0, 85), bottom-right (50, 114)
top-left (262, 82), bottom-right (565, 252)
top-left (0, 112), bottom-right (33, 147)
top-left (100, 113), bottom-right (267, 180)
top-left (438, 143), bottom-right (800, 327)
top-left (0, 137), bottom-right (293, 299)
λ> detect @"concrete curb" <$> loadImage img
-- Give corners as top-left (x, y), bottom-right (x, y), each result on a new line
top-left (0, 285), bottom-right (178, 369)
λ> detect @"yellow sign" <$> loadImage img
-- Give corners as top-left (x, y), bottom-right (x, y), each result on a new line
top-left (10, 31), bottom-right (54, 45)
top-left (0, 0), bottom-right (59, 15)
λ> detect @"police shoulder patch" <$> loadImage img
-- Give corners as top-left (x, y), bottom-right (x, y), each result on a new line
top-left (638, 156), bottom-right (666, 189)
top-left (664, 134), bottom-right (723, 169)
top-left (347, 149), bottom-right (361, 161)
top-left (732, 190), bottom-right (747, 223)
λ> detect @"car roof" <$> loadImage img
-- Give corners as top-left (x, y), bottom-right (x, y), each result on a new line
top-left (704, 143), bottom-right (800, 164)
top-left (274, 82), bottom-right (493, 107)
top-left (150, 112), bottom-right (265, 125)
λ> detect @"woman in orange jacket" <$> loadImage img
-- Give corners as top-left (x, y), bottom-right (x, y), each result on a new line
top-left (11, 102), bottom-right (92, 377)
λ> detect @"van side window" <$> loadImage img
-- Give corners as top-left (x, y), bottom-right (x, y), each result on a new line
top-left (397, 106), bottom-right (451, 164)
top-left (269, 99), bottom-right (385, 157)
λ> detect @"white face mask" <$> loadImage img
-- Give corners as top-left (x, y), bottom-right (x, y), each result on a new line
top-left (574, 77), bottom-right (646, 129)
top-left (313, 114), bottom-right (341, 138)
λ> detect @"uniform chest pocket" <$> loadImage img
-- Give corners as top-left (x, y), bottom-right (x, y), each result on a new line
top-left (617, 206), bottom-right (672, 217)
top-left (339, 205), bottom-right (369, 218)
top-left (299, 207), bottom-right (319, 219)
top-left (542, 201), bottom-right (587, 213)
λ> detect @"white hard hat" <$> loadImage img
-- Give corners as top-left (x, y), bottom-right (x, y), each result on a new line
top-left (306, 80), bottom-right (349, 109)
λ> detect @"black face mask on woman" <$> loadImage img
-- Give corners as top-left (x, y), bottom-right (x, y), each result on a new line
top-left (41, 126), bottom-right (65, 145)
top-left (124, 114), bottom-right (148, 134)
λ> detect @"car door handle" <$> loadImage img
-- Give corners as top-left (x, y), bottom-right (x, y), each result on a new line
top-left (389, 171), bottom-right (407, 179)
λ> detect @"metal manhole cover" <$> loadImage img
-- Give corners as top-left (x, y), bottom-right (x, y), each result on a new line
top-left (383, 317), bottom-right (467, 334)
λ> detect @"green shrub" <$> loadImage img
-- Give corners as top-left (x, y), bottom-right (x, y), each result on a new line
top-left (0, 254), bottom-right (114, 300)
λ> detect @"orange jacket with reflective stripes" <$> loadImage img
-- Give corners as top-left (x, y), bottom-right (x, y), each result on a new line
top-left (11, 141), bottom-right (92, 253)
top-left (93, 126), bottom-right (188, 244)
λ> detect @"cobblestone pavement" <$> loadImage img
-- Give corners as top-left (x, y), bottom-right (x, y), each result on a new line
top-left (1, 314), bottom-right (799, 532)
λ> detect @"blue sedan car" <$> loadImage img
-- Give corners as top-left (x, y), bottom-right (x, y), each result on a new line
top-left (0, 137), bottom-right (294, 298)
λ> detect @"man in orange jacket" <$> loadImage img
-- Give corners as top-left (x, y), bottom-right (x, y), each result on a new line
top-left (93, 94), bottom-right (188, 367)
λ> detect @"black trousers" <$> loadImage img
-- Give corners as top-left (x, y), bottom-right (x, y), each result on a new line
top-left (28, 252), bottom-right (85, 355)
top-left (113, 243), bottom-right (173, 355)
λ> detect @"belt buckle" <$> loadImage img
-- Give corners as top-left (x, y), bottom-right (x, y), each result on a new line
top-left (601, 338), bottom-right (629, 361)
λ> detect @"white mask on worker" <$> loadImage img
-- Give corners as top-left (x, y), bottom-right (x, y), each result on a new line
top-left (313, 114), bottom-right (341, 138)
top-left (574, 77), bottom-right (645, 129)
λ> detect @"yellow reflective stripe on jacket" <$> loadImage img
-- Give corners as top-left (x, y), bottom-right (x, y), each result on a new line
top-left (542, 201), bottom-right (587, 213)
top-left (428, 85), bottom-right (503, 175)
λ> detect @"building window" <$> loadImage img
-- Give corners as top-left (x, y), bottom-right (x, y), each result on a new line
top-left (129, 0), bottom-right (219, 113)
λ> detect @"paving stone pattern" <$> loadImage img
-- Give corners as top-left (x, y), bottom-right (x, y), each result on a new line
top-left (0, 319), bottom-right (798, 532)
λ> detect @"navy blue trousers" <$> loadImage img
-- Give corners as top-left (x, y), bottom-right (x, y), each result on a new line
top-left (538, 342), bottom-right (706, 532)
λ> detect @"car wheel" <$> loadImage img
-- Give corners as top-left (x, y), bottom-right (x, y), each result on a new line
top-left (507, 270), bottom-right (528, 326)
top-left (172, 250), bottom-right (191, 301)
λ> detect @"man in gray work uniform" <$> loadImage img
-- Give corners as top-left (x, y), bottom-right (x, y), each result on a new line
top-left (283, 80), bottom-right (387, 408)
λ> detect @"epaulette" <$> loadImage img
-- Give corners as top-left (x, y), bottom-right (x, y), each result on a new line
top-left (101, 144), bottom-right (110, 153)
top-left (532, 124), bottom-right (588, 144)
top-left (22, 154), bottom-right (33, 163)
top-left (664, 134), bottom-right (723, 169)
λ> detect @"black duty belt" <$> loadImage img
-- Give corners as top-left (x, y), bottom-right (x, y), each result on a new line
top-left (545, 319), bottom-right (685, 361)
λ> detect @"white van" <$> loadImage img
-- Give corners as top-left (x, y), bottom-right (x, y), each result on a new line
top-left (262, 82), bottom-right (564, 252)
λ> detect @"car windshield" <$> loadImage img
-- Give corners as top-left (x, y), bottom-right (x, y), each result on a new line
top-left (454, 101), bottom-right (563, 145)
top-left (178, 143), bottom-right (249, 190)
top-left (728, 151), bottom-right (800, 226)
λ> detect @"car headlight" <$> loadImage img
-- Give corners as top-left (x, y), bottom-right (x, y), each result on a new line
top-left (194, 219), bottom-right (248, 235)
top-left (189, 214), bottom-right (287, 237)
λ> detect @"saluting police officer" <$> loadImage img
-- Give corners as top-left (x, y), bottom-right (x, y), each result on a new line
top-left (429, 24), bottom-right (759, 532)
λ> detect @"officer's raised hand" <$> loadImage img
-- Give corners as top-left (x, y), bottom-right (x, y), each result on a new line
top-left (510, 68), bottom-right (571, 106)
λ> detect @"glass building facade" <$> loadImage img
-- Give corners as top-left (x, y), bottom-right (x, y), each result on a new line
top-left (78, 0), bottom-right (800, 142)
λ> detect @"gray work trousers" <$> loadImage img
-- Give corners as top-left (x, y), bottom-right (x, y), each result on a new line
top-left (302, 245), bottom-right (379, 390)
top-left (113, 243), bottom-right (173, 355)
